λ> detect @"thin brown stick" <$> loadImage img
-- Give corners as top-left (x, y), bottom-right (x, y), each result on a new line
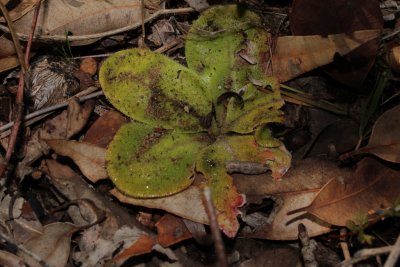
top-left (202, 187), bottom-right (228, 267)
top-left (0, 91), bottom-right (104, 137)
top-left (154, 38), bottom-right (183, 54)
top-left (24, 0), bottom-right (42, 68)
top-left (0, 1), bottom-right (27, 72)
top-left (1, 0), bottom-right (42, 179)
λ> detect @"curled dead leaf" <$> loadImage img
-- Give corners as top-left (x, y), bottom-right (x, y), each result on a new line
top-left (293, 157), bottom-right (400, 226)
top-left (112, 234), bottom-right (157, 262)
top-left (46, 139), bottom-right (108, 182)
top-left (155, 214), bottom-right (193, 247)
top-left (9, 0), bottom-right (164, 45)
top-left (82, 110), bottom-right (128, 148)
top-left (41, 159), bottom-right (154, 266)
top-left (67, 98), bottom-right (95, 137)
top-left (0, 0), bottom-right (35, 22)
top-left (358, 105), bottom-right (400, 163)
top-left (16, 99), bottom-right (94, 178)
top-left (0, 250), bottom-right (26, 267)
top-left (290, 0), bottom-right (383, 88)
top-left (18, 222), bottom-right (79, 267)
top-left (272, 30), bottom-right (381, 82)
top-left (111, 184), bottom-right (209, 225)
top-left (235, 159), bottom-right (347, 240)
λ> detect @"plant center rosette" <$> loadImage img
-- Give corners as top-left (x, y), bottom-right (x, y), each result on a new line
top-left (99, 5), bottom-right (291, 237)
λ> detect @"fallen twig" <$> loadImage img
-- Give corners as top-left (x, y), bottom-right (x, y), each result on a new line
top-left (203, 187), bottom-right (228, 267)
top-left (0, 230), bottom-right (50, 267)
top-left (298, 223), bottom-right (318, 267)
top-left (0, 91), bottom-right (104, 137)
top-left (336, 246), bottom-right (393, 267)
top-left (340, 228), bottom-right (352, 264)
top-left (384, 234), bottom-right (400, 267)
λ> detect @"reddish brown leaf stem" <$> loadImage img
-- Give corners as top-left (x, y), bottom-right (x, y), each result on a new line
top-left (25, 0), bottom-right (42, 68)
top-left (1, 0), bottom-right (42, 178)
top-left (202, 187), bottom-right (228, 267)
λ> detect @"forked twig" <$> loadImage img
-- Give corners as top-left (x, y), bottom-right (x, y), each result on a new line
top-left (0, 0), bottom-right (42, 179)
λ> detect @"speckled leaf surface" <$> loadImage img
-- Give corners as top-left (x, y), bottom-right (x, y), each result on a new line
top-left (186, 5), bottom-right (277, 130)
top-left (186, 5), bottom-right (269, 100)
top-left (107, 122), bottom-right (211, 197)
top-left (222, 79), bottom-right (285, 134)
top-left (100, 49), bottom-right (212, 132)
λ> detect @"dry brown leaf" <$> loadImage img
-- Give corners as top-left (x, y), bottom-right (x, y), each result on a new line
top-left (235, 159), bottom-right (347, 240)
top-left (8, 199), bottom-right (43, 244)
top-left (148, 20), bottom-right (178, 46)
top-left (66, 98), bottom-right (95, 137)
top-left (0, 193), bottom-right (43, 243)
top-left (83, 110), bottom-right (128, 148)
top-left (388, 45), bottom-right (400, 74)
top-left (0, 34), bottom-right (15, 57)
top-left (112, 234), bottom-right (156, 262)
top-left (272, 30), bottom-right (381, 82)
top-left (79, 57), bottom-right (97, 76)
top-left (42, 159), bottom-right (154, 266)
top-left (11, 0), bottom-right (163, 45)
top-left (0, 35), bottom-right (20, 72)
top-left (354, 105), bottom-right (400, 163)
top-left (0, 250), bottom-right (26, 267)
top-left (15, 99), bottom-right (94, 178)
top-left (242, 191), bottom-right (331, 240)
top-left (155, 214), bottom-right (193, 247)
top-left (299, 157), bottom-right (400, 226)
top-left (290, 0), bottom-right (383, 88)
top-left (0, 56), bottom-right (19, 73)
top-left (0, 0), bottom-right (35, 22)
top-left (307, 119), bottom-right (359, 157)
top-left (18, 222), bottom-right (79, 267)
top-left (111, 183), bottom-right (209, 225)
top-left (46, 139), bottom-right (108, 182)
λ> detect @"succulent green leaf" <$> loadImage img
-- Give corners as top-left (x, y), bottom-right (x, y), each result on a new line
top-left (254, 123), bottom-right (283, 148)
top-left (100, 49), bottom-right (212, 132)
top-left (99, 5), bottom-right (293, 237)
top-left (222, 78), bottom-right (285, 133)
top-left (107, 122), bottom-right (211, 197)
top-left (186, 5), bottom-right (275, 129)
top-left (186, 5), bottom-right (269, 98)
